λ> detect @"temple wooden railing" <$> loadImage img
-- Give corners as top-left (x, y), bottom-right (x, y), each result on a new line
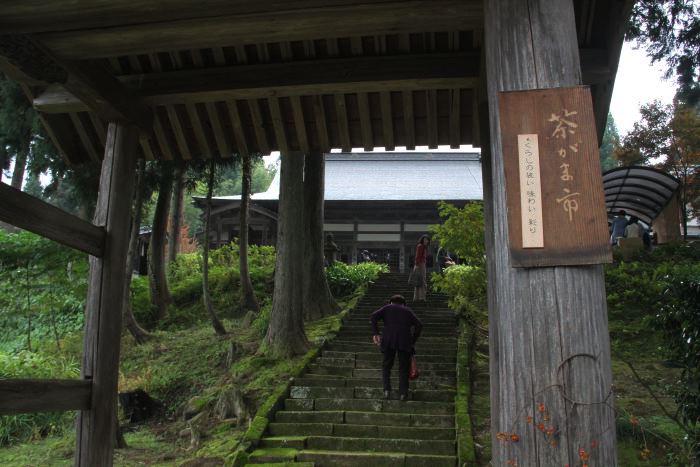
top-left (0, 122), bottom-right (137, 467)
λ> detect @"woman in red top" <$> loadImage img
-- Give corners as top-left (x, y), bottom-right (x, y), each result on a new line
top-left (412, 235), bottom-right (430, 302)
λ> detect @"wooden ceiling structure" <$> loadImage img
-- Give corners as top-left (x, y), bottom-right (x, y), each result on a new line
top-left (0, 0), bottom-right (629, 165)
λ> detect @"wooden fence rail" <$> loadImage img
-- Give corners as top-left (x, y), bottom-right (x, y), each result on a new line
top-left (0, 378), bottom-right (92, 415)
top-left (0, 182), bottom-right (105, 257)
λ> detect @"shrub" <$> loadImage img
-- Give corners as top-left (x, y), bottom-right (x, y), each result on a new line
top-left (325, 262), bottom-right (388, 298)
top-left (0, 351), bottom-right (79, 446)
top-left (431, 265), bottom-right (486, 323)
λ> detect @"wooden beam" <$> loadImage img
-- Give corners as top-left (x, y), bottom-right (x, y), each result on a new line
top-left (379, 92), bottom-right (394, 150)
top-left (402, 91), bottom-right (415, 150)
top-left (0, 379), bottom-right (91, 415)
top-left (0, 182), bottom-right (105, 256)
top-left (248, 99), bottom-right (271, 155)
top-left (290, 95), bottom-right (309, 153)
top-left (139, 135), bottom-right (156, 161)
top-left (165, 104), bottom-right (191, 160)
top-left (88, 113), bottom-right (107, 146)
top-left (426, 89), bottom-right (438, 149)
top-left (312, 95), bottom-right (330, 153)
top-left (334, 95), bottom-right (352, 152)
top-left (226, 100), bottom-right (249, 156)
top-left (31, 1), bottom-right (482, 59)
top-left (186, 102), bottom-right (212, 158)
top-left (357, 92), bottom-right (373, 151)
top-left (0, 34), bottom-right (152, 129)
top-left (152, 110), bottom-right (175, 161)
top-left (268, 97), bottom-right (290, 156)
top-left (69, 112), bottom-right (101, 162)
top-left (205, 102), bottom-right (232, 158)
top-left (33, 52), bottom-right (479, 112)
top-left (76, 122), bottom-right (138, 467)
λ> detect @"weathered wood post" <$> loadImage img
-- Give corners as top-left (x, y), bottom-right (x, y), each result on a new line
top-left (75, 122), bottom-right (138, 467)
top-left (483, 0), bottom-right (617, 465)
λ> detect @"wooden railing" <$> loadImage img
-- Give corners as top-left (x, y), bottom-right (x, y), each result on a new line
top-left (0, 379), bottom-right (92, 415)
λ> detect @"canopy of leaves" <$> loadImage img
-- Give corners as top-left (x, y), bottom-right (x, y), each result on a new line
top-left (429, 201), bottom-right (485, 266)
top-left (628, 0), bottom-right (700, 104)
top-left (600, 113), bottom-right (621, 171)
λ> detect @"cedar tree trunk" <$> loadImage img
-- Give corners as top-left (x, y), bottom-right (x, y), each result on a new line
top-left (302, 151), bottom-right (340, 320)
top-left (239, 152), bottom-right (260, 314)
top-left (168, 166), bottom-right (185, 262)
top-left (265, 151), bottom-right (309, 357)
top-left (123, 159), bottom-right (152, 343)
top-left (148, 163), bottom-right (174, 322)
top-left (11, 148), bottom-right (27, 189)
top-left (202, 160), bottom-right (227, 335)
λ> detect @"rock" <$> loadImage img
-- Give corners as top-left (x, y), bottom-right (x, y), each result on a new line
top-left (118, 389), bottom-right (163, 423)
top-left (187, 411), bottom-right (207, 450)
top-left (183, 395), bottom-right (213, 420)
top-left (214, 388), bottom-right (248, 423)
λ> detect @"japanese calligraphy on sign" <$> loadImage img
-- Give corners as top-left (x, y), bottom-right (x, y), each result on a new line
top-left (498, 86), bottom-right (611, 268)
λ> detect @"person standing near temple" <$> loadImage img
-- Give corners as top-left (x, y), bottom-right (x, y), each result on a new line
top-left (370, 294), bottom-right (422, 401)
top-left (610, 210), bottom-right (628, 246)
top-left (410, 235), bottom-right (430, 301)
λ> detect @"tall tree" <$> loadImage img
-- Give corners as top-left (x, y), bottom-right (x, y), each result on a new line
top-left (302, 152), bottom-right (339, 321)
top-left (599, 113), bottom-right (620, 171)
top-left (0, 75), bottom-right (33, 189)
top-left (239, 152), bottom-right (260, 314)
top-left (148, 163), bottom-right (174, 322)
top-left (628, 0), bottom-right (700, 104)
top-left (168, 166), bottom-right (186, 262)
top-left (265, 152), bottom-right (309, 357)
top-left (615, 101), bottom-right (700, 238)
top-left (201, 159), bottom-right (227, 335)
top-left (124, 159), bottom-right (153, 343)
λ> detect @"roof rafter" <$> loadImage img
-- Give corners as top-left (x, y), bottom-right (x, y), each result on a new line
top-left (0, 34), bottom-right (152, 130)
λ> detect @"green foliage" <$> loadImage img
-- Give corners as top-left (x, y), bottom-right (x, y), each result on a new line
top-left (0, 231), bottom-right (87, 353)
top-left (600, 112), bottom-right (620, 171)
top-left (429, 201), bottom-right (485, 266)
top-left (0, 351), bottom-right (79, 446)
top-left (431, 265), bottom-right (487, 322)
top-left (325, 261), bottom-right (388, 298)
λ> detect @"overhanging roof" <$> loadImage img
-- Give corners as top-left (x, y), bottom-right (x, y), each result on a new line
top-left (0, 1), bottom-right (632, 164)
top-left (603, 166), bottom-right (681, 225)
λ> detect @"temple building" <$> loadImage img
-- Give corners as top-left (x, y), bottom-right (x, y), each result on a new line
top-left (193, 151), bottom-right (483, 272)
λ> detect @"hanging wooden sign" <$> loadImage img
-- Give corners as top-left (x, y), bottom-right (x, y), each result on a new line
top-left (499, 86), bottom-right (611, 267)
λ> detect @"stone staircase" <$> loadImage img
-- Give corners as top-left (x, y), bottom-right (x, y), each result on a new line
top-left (246, 272), bottom-right (458, 466)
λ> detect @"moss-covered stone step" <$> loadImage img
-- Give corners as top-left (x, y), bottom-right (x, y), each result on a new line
top-left (284, 398), bottom-right (453, 414)
top-left (267, 423), bottom-right (454, 441)
top-left (246, 462), bottom-right (315, 467)
top-left (275, 410), bottom-right (454, 428)
top-left (350, 368), bottom-right (456, 380)
top-left (304, 366), bottom-right (456, 381)
top-left (303, 436), bottom-right (455, 456)
top-left (259, 436), bottom-right (309, 449)
top-left (324, 342), bottom-right (457, 355)
top-left (321, 350), bottom-right (456, 364)
top-left (289, 386), bottom-right (454, 402)
top-left (247, 448), bottom-right (299, 464)
top-left (293, 375), bottom-right (453, 390)
top-left (336, 331), bottom-right (457, 340)
top-left (310, 358), bottom-right (455, 372)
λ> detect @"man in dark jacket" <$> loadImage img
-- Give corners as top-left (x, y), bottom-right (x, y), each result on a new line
top-left (370, 294), bottom-right (423, 400)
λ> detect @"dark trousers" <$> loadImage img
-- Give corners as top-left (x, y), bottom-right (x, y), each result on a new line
top-left (382, 347), bottom-right (411, 395)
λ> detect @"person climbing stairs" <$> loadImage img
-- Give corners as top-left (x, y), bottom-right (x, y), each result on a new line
top-left (246, 272), bottom-right (458, 466)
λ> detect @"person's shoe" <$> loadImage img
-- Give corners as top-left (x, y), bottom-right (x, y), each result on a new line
top-left (399, 393), bottom-right (408, 401)
top-left (383, 390), bottom-right (391, 400)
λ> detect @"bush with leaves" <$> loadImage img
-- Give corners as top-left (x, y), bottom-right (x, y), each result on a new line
top-left (325, 261), bottom-right (388, 298)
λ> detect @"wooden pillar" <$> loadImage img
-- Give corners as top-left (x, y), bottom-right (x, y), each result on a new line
top-left (653, 192), bottom-right (681, 243)
top-left (484, 1), bottom-right (616, 465)
top-left (76, 122), bottom-right (138, 467)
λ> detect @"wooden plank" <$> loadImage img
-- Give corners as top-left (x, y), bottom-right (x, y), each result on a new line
top-left (312, 95), bottom-right (329, 152)
top-left (449, 89), bottom-right (460, 149)
top-left (0, 182), bottom-right (105, 257)
top-left (290, 95), bottom-right (309, 153)
top-left (357, 92), bottom-right (373, 151)
top-left (33, 1), bottom-right (482, 59)
top-left (88, 112), bottom-right (107, 146)
top-left (186, 102), bottom-right (212, 158)
top-left (0, 34), bottom-right (152, 130)
top-left (0, 379), bottom-right (91, 415)
top-left (268, 97), bottom-right (290, 155)
top-left (483, 1), bottom-right (616, 465)
top-left (334, 94), bottom-right (351, 152)
top-left (426, 89), bottom-right (438, 149)
top-left (69, 112), bottom-right (101, 162)
top-left (33, 52), bottom-right (479, 112)
top-left (165, 104), bottom-right (191, 160)
top-left (139, 135), bottom-right (156, 161)
top-left (379, 92), bottom-right (394, 150)
top-left (212, 47), bottom-right (226, 66)
top-left (152, 109), bottom-right (175, 160)
top-left (226, 100), bottom-right (249, 156)
top-left (204, 102), bottom-right (231, 158)
top-left (248, 99), bottom-right (271, 155)
top-left (402, 91), bottom-right (415, 150)
top-left (76, 122), bottom-right (138, 466)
